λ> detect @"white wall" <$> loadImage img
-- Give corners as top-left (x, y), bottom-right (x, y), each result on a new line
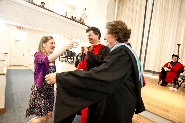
top-left (25, 0), bottom-right (109, 43)
top-left (0, 60), bottom-right (6, 109)
top-left (106, 0), bottom-right (116, 22)
top-left (53, 0), bottom-right (75, 17)
top-left (74, 0), bottom-right (109, 43)
top-left (0, 74), bottom-right (6, 109)
top-left (0, 21), bottom-right (10, 54)
top-left (0, 0), bottom-right (111, 67)
top-left (33, 0), bottom-right (55, 10)
top-left (0, 23), bottom-right (86, 67)
top-left (31, 0), bottom-right (75, 17)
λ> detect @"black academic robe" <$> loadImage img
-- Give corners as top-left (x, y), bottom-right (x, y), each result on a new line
top-left (85, 45), bottom-right (110, 123)
top-left (55, 45), bottom-right (145, 123)
top-left (86, 45), bottom-right (110, 71)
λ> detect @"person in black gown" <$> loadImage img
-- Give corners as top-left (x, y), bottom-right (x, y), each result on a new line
top-left (45, 20), bottom-right (145, 123)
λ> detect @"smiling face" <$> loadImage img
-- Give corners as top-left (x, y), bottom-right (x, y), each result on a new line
top-left (44, 39), bottom-right (55, 55)
top-left (104, 32), bottom-right (118, 49)
top-left (105, 21), bottom-right (131, 48)
top-left (87, 30), bottom-right (99, 44)
top-left (38, 36), bottom-right (55, 56)
top-left (172, 56), bottom-right (178, 62)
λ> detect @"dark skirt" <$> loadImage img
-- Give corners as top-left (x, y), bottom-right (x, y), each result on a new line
top-left (26, 79), bottom-right (54, 117)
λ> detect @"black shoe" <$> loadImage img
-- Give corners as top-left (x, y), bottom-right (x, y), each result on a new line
top-left (160, 83), bottom-right (165, 86)
top-left (164, 82), bottom-right (168, 86)
top-left (160, 81), bottom-right (168, 86)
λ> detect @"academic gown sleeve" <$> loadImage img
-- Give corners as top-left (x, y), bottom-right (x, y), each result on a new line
top-left (54, 46), bottom-right (144, 123)
top-left (171, 62), bottom-right (184, 73)
top-left (163, 62), bottom-right (169, 68)
top-left (86, 46), bottom-right (110, 70)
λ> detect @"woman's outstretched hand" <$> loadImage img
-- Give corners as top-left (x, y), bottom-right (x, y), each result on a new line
top-left (65, 41), bottom-right (79, 50)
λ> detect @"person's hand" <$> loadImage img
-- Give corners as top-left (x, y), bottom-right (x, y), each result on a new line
top-left (45, 73), bottom-right (56, 84)
top-left (79, 52), bottom-right (82, 56)
top-left (168, 63), bottom-right (170, 68)
top-left (65, 41), bottom-right (79, 50)
top-left (168, 63), bottom-right (172, 68)
top-left (81, 46), bottom-right (88, 54)
top-left (163, 67), bottom-right (168, 71)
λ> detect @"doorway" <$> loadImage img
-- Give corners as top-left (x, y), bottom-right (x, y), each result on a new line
top-left (10, 30), bottom-right (27, 66)
top-left (10, 39), bottom-right (25, 66)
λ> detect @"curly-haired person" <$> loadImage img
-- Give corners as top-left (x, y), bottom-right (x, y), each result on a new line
top-left (46, 21), bottom-right (145, 123)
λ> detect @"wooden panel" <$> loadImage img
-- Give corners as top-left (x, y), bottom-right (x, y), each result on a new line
top-left (27, 9), bottom-right (37, 24)
top-left (46, 15), bottom-right (53, 30)
top-left (58, 19), bottom-right (63, 34)
top-left (36, 12), bottom-right (43, 26)
top-left (17, 5), bottom-right (25, 22)
top-left (41, 14), bottom-right (47, 27)
top-left (52, 18), bottom-right (59, 31)
top-left (6, 1), bottom-right (16, 19)
top-left (0, 108), bottom-right (5, 114)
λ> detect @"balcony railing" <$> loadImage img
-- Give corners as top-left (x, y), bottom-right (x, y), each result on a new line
top-left (0, 0), bottom-right (88, 41)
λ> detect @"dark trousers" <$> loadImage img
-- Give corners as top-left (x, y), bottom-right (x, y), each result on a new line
top-left (160, 70), bottom-right (168, 85)
top-left (86, 103), bottom-right (98, 123)
top-left (160, 70), bottom-right (167, 80)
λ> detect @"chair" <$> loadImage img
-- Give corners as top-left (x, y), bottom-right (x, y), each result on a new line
top-left (158, 66), bottom-right (185, 89)
top-left (173, 66), bottom-right (185, 89)
top-left (66, 51), bottom-right (76, 64)
top-left (172, 71), bottom-right (185, 89)
top-left (59, 51), bottom-right (67, 62)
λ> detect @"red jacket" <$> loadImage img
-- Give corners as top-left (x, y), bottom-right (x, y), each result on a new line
top-left (159, 62), bottom-right (184, 83)
top-left (76, 44), bottom-right (104, 123)
top-left (76, 44), bottom-right (103, 71)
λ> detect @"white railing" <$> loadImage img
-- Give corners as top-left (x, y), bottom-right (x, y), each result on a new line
top-left (0, 0), bottom-right (88, 41)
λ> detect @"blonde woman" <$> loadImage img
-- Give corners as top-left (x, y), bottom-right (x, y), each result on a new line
top-left (26, 36), bottom-right (78, 123)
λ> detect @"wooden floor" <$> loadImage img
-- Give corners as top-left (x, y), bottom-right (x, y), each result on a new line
top-left (142, 77), bottom-right (185, 123)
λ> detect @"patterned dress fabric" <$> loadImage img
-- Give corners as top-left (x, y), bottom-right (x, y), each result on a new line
top-left (26, 64), bottom-right (55, 117)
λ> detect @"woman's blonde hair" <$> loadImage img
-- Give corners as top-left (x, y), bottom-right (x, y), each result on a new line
top-left (38, 36), bottom-right (53, 56)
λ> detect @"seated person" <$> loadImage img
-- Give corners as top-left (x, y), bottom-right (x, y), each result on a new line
top-left (159, 54), bottom-right (184, 86)
top-left (41, 2), bottom-right (45, 8)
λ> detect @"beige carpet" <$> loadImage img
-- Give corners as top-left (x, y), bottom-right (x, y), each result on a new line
top-left (142, 76), bottom-right (185, 123)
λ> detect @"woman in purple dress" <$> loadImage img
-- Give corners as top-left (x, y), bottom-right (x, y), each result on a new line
top-left (26, 36), bottom-right (78, 123)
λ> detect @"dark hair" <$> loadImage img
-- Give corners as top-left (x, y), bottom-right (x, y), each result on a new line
top-left (41, 2), bottom-right (45, 4)
top-left (172, 54), bottom-right (180, 59)
top-left (86, 26), bottom-right (101, 40)
top-left (106, 20), bottom-right (131, 43)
